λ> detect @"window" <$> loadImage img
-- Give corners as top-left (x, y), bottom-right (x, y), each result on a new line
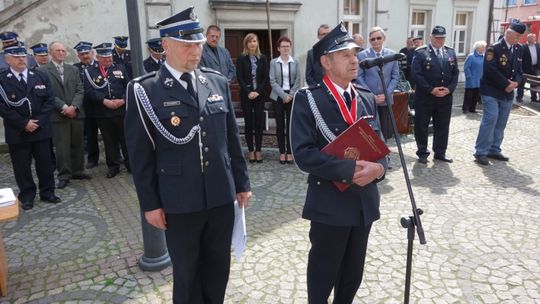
top-left (410, 10), bottom-right (428, 41)
top-left (453, 12), bottom-right (469, 56)
top-left (343, 0), bottom-right (362, 35)
top-left (506, 0), bottom-right (517, 6)
top-left (524, 0), bottom-right (537, 5)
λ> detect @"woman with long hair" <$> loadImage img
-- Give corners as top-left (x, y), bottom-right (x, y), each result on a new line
top-left (236, 33), bottom-right (268, 163)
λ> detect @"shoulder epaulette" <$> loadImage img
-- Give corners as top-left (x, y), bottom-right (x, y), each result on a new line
top-left (415, 45), bottom-right (428, 51)
top-left (132, 71), bottom-right (156, 83)
top-left (444, 45), bottom-right (454, 50)
top-left (200, 66), bottom-right (224, 77)
top-left (353, 83), bottom-right (371, 93)
top-left (306, 83), bottom-right (323, 91)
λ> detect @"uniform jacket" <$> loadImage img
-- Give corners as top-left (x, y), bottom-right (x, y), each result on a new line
top-left (143, 56), bottom-right (162, 74)
top-left (74, 61), bottom-right (98, 117)
top-left (200, 43), bottom-right (236, 82)
top-left (290, 83), bottom-right (388, 227)
top-left (269, 56), bottom-right (302, 101)
top-left (39, 61), bottom-right (85, 121)
top-left (83, 63), bottom-right (129, 118)
top-left (412, 44), bottom-right (459, 97)
top-left (463, 51), bottom-right (484, 88)
top-left (236, 53), bottom-right (268, 97)
top-left (480, 38), bottom-right (523, 99)
top-left (521, 43), bottom-right (540, 75)
top-left (305, 49), bottom-right (324, 86)
top-left (125, 65), bottom-right (251, 214)
top-left (0, 68), bottom-right (55, 144)
top-left (356, 47), bottom-right (400, 105)
top-left (112, 49), bottom-right (133, 79)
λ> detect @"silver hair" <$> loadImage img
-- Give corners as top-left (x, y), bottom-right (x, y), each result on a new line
top-left (369, 26), bottom-right (385, 37)
top-left (472, 40), bottom-right (487, 50)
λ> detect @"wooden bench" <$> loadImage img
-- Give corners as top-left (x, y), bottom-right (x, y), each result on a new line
top-left (0, 199), bottom-right (19, 297)
top-left (523, 73), bottom-right (540, 94)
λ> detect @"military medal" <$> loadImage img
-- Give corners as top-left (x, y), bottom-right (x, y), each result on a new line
top-left (170, 115), bottom-right (181, 126)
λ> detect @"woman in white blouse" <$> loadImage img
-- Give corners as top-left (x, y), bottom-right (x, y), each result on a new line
top-left (269, 36), bottom-right (302, 164)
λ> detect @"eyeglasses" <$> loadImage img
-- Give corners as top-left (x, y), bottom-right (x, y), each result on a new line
top-left (369, 36), bottom-right (383, 42)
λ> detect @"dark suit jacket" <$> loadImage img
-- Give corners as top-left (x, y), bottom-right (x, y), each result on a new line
top-left (125, 66), bottom-right (251, 214)
top-left (521, 43), bottom-right (540, 74)
top-left (83, 63), bottom-right (129, 118)
top-left (0, 69), bottom-right (55, 144)
top-left (236, 54), bottom-right (268, 97)
top-left (112, 49), bottom-right (133, 79)
top-left (480, 38), bottom-right (523, 99)
top-left (290, 84), bottom-right (387, 227)
top-left (200, 43), bottom-right (236, 81)
top-left (412, 44), bottom-right (459, 98)
top-left (305, 49), bottom-right (323, 86)
top-left (39, 61), bottom-right (85, 121)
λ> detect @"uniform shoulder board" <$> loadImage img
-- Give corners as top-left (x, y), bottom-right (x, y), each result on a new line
top-left (415, 45), bottom-right (428, 50)
top-left (200, 66), bottom-right (224, 77)
top-left (353, 83), bottom-right (372, 93)
top-left (306, 83), bottom-right (323, 91)
top-left (444, 45), bottom-right (454, 50)
top-left (132, 71), bottom-right (157, 83)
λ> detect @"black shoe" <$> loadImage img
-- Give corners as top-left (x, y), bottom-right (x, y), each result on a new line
top-left (71, 173), bottom-right (92, 180)
top-left (469, 110), bottom-right (478, 113)
top-left (40, 195), bottom-right (61, 203)
top-left (462, 110), bottom-right (467, 114)
top-left (56, 179), bottom-right (69, 189)
top-left (516, 98), bottom-right (523, 103)
top-left (531, 100), bottom-right (539, 103)
top-left (474, 155), bottom-right (490, 166)
top-left (434, 155), bottom-right (453, 163)
top-left (85, 162), bottom-right (97, 169)
top-left (21, 201), bottom-right (34, 210)
top-left (418, 156), bottom-right (428, 164)
top-left (487, 154), bottom-right (509, 161)
top-left (106, 167), bottom-right (120, 178)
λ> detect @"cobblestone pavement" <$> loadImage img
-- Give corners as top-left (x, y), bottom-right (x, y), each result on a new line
top-left (1, 90), bottom-right (540, 303)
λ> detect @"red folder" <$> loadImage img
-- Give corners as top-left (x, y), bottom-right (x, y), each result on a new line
top-left (321, 118), bottom-right (390, 192)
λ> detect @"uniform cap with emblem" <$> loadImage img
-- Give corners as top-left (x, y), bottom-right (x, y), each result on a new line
top-left (431, 26), bottom-right (446, 37)
top-left (113, 36), bottom-right (129, 49)
top-left (412, 35), bottom-right (423, 42)
top-left (0, 31), bottom-right (18, 44)
top-left (94, 42), bottom-right (113, 57)
top-left (156, 6), bottom-right (206, 43)
top-left (146, 38), bottom-right (164, 54)
top-left (509, 20), bottom-right (526, 34)
top-left (74, 41), bottom-right (93, 53)
top-left (312, 22), bottom-right (360, 65)
top-left (4, 41), bottom-right (27, 57)
top-left (30, 43), bottom-right (48, 56)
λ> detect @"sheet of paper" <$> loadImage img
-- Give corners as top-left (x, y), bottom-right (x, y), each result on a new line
top-left (0, 188), bottom-right (16, 207)
top-left (231, 200), bottom-right (247, 261)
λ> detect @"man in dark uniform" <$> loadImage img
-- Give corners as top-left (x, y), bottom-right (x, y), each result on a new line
top-left (474, 21), bottom-right (525, 165)
top-left (73, 41), bottom-right (100, 169)
top-left (305, 24), bottom-right (331, 86)
top-left (112, 36), bottom-right (132, 79)
top-left (412, 26), bottom-right (459, 164)
top-left (290, 23), bottom-right (387, 303)
top-left (0, 32), bottom-right (37, 71)
top-left (0, 43), bottom-right (61, 210)
top-left (142, 38), bottom-right (164, 73)
top-left (407, 35), bottom-right (424, 89)
top-left (83, 42), bottom-right (130, 178)
top-left (30, 43), bottom-right (49, 67)
top-left (125, 7), bottom-right (251, 303)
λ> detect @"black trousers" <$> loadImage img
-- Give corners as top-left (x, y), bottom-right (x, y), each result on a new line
top-left (240, 95), bottom-right (265, 152)
top-left (307, 220), bottom-right (372, 304)
top-left (96, 116), bottom-right (128, 169)
top-left (272, 96), bottom-right (292, 154)
top-left (462, 88), bottom-right (480, 112)
top-left (85, 116), bottom-right (100, 164)
top-left (165, 203), bottom-right (235, 304)
top-left (414, 95), bottom-right (453, 157)
top-left (8, 139), bottom-right (55, 202)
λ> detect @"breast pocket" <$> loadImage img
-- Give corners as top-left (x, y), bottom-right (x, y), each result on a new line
top-left (154, 104), bottom-right (190, 133)
top-left (207, 102), bottom-right (229, 115)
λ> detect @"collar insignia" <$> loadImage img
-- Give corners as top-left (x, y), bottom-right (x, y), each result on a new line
top-left (198, 74), bottom-right (207, 85)
top-left (164, 77), bottom-right (174, 88)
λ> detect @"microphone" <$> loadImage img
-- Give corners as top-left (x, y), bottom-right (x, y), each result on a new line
top-left (359, 53), bottom-right (406, 69)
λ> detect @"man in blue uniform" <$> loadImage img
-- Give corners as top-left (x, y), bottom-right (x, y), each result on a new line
top-left (112, 36), bottom-right (132, 79)
top-left (83, 42), bottom-right (130, 178)
top-left (124, 7), bottom-right (251, 303)
top-left (0, 32), bottom-right (37, 71)
top-left (290, 23), bottom-right (387, 303)
top-left (30, 43), bottom-right (49, 68)
top-left (473, 21), bottom-right (525, 165)
top-left (412, 26), bottom-right (459, 164)
top-left (0, 43), bottom-right (60, 210)
top-left (142, 38), bottom-right (164, 73)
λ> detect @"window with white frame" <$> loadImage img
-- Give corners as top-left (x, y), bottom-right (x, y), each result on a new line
top-left (506, 0), bottom-right (517, 6)
top-left (453, 12), bottom-right (469, 56)
top-left (410, 10), bottom-right (428, 41)
top-left (524, 0), bottom-right (537, 5)
top-left (343, 0), bottom-right (362, 35)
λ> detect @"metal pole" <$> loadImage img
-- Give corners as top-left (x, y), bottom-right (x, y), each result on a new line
top-left (487, 0), bottom-right (495, 45)
top-left (125, 0), bottom-right (170, 272)
top-left (266, 0), bottom-right (273, 58)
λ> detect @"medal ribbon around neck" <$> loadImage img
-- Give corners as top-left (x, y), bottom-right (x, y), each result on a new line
top-left (322, 75), bottom-right (357, 125)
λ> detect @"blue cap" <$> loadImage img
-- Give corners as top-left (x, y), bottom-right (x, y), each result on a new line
top-left (30, 43), bottom-right (48, 55)
top-left (4, 41), bottom-right (27, 57)
top-left (431, 26), bottom-right (446, 37)
top-left (312, 22), bottom-right (360, 65)
top-left (146, 38), bottom-right (164, 53)
top-left (74, 41), bottom-right (93, 53)
top-left (94, 42), bottom-right (113, 57)
top-left (156, 6), bottom-right (206, 43)
top-left (509, 21), bottom-right (526, 34)
top-left (113, 36), bottom-right (128, 49)
top-left (0, 31), bottom-right (18, 43)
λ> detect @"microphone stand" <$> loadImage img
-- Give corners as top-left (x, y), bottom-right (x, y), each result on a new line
top-left (373, 62), bottom-right (427, 304)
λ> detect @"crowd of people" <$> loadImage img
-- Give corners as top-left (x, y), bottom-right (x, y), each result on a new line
top-left (0, 5), bottom-right (531, 302)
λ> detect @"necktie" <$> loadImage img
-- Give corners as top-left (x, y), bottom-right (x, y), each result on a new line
top-left (437, 49), bottom-right (444, 66)
top-left (376, 52), bottom-right (381, 57)
top-left (19, 73), bottom-right (26, 87)
top-left (180, 73), bottom-right (197, 99)
top-left (57, 64), bottom-right (64, 81)
top-left (343, 91), bottom-right (352, 110)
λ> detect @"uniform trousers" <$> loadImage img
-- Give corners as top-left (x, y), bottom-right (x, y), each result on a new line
top-left (84, 116), bottom-right (100, 164)
top-left (8, 138), bottom-right (55, 202)
top-left (165, 203), bottom-right (234, 304)
top-left (307, 219), bottom-right (372, 304)
top-left (240, 95), bottom-right (265, 152)
top-left (96, 116), bottom-right (128, 170)
top-left (414, 94), bottom-right (453, 157)
top-left (272, 96), bottom-right (292, 154)
top-left (52, 119), bottom-right (85, 180)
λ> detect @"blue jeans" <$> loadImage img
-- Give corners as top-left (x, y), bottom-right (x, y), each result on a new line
top-left (474, 95), bottom-right (513, 156)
